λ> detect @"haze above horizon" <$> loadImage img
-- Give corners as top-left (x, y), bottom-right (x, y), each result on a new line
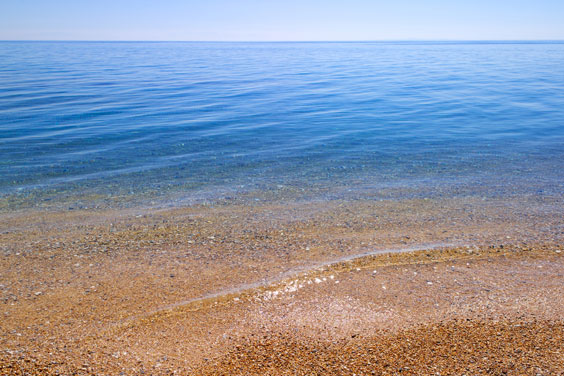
top-left (1, 0), bottom-right (564, 42)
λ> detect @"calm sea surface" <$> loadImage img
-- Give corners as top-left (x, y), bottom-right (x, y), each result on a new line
top-left (1, 42), bottom-right (563, 210)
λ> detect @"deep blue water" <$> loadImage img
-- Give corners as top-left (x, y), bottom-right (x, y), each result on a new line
top-left (1, 41), bottom-right (564, 209)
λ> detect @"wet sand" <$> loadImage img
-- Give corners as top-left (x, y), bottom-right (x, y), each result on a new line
top-left (1, 195), bottom-right (563, 375)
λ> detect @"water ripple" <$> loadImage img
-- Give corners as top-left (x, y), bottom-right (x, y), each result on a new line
top-left (1, 42), bottom-right (563, 208)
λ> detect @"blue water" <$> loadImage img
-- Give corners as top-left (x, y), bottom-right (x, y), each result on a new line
top-left (1, 41), bottom-right (564, 210)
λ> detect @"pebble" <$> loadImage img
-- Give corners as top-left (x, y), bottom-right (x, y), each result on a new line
top-left (3, 193), bottom-right (563, 376)
top-left (197, 319), bottom-right (564, 375)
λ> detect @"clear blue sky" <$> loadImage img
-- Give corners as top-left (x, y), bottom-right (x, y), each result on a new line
top-left (1, 0), bottom-right (563, 41)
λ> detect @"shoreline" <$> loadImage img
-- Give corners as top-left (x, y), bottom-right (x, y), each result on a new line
top-left (3, 243), bottom-right (563, 375)
top-left (1, 197), bottom-right (563, 374)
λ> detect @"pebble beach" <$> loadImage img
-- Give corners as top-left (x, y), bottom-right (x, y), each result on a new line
top-left (1, 195), bottom-right (564, 375)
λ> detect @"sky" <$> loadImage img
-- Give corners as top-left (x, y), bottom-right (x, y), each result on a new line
top-left (1, 0), bottom-right (564, 41)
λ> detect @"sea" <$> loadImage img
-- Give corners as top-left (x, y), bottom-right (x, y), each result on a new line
top-left (1, 41), bottom-right (563, 211)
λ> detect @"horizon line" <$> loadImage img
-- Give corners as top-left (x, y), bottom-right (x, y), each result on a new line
top-left (1, 39), bottom-right (564, 43)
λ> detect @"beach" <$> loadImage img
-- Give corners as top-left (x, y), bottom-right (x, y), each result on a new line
top-left (1, 41), bottom-right (564, 375)
top-left (1, 194), bottom-right (563, 375)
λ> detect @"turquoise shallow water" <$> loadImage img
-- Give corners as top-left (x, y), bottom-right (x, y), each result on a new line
top-left (1, 41), bottom-right (563, 209)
